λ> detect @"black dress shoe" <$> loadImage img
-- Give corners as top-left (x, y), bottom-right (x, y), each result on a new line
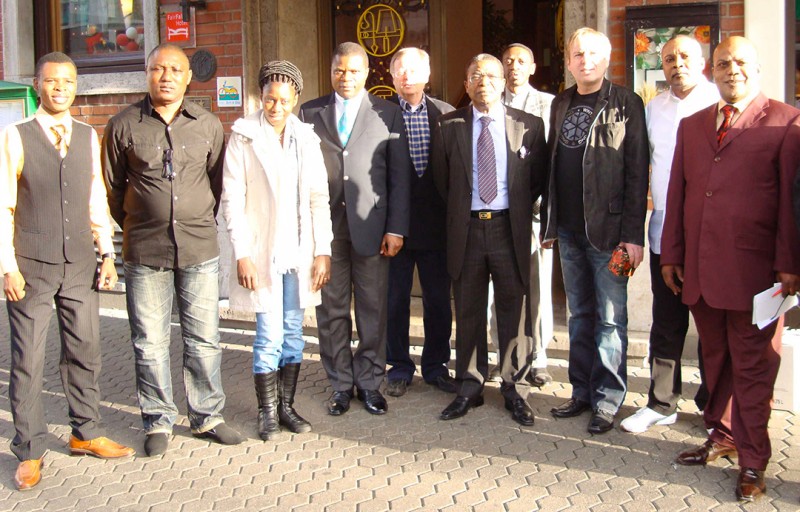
top-left (426, 374), bottom-right (458, 394)
top-left (327, 390), bottom-right (353, 416)
top-left (385, 380), bottom-right (408, 397)
top-left (550, 398), bottom-right (591, 418)
top-left (505, 398), bottom-right (535, 426)
top-left (675, 439), bottom-right (738, 466)
top-left (736, 467), bottom-right (766, 502)
top-left (587, 411), bottom-right (615, 434)
top-left (357, 389), bottom-right (388, 415)
top-left (440, 395), bottom-right (484, 421)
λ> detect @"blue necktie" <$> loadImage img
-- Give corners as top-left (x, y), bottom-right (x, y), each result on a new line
top-left (338, 100), bottom-right (351, 146)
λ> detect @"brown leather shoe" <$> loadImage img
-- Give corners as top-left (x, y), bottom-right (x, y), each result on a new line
top-left (675, 439), bottom-right (737, 466)
top-left (14, 458), bottom-right (43, 491)
top-left (68, 436), bottom-right (135, 459)
top-left (736, 467), bottom-right (766, 501)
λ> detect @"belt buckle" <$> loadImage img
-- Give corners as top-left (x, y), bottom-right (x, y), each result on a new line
top-left (479, 211), bottom-right (491, 220)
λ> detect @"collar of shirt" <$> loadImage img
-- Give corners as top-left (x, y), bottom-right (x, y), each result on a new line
top-left (503, 84), bottom-right (533, 109)
top-left (34, 107), bottom-right (73, 144)
top-left (399, 95), bottom-right (427, 113)
top-left (472, 102), bottom-right (505, 127)
top-left (335, 90), bottom-right (365, 114)
top-left (141, 94), bottom-right (201, 123)
top-left (716, 89), bottom-right (759, 128)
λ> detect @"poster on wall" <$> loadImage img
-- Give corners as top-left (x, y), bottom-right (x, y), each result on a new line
top-left (160, 5), bottom-right (197, 48)
top-left (217, 77), bottom-right (242, 107)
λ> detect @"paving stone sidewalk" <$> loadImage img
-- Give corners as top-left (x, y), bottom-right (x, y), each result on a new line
top-left (0, 307), bottom-right (798, 511)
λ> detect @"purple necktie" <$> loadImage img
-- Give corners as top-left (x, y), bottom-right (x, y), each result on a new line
top-left (477, 116), bottom-right (497, 204)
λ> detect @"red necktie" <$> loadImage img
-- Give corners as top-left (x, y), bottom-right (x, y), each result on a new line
top-left (716, 104), bottom-right (736, 145)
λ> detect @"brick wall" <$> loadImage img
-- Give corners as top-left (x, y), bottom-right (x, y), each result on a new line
top-left (607, 0), bottom-right (745, 85)
top-left (72, 0), bottom-right (245, 136)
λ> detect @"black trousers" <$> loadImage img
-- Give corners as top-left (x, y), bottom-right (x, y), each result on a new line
top-left (452, 216), bottom-right (533, 400)
top-left (386, 248), bottom-right (452, 383)
top-left (7, 255), bottom-right (103, 461)
top-left (316, 239), bottom-right (389, 392)
top-left (647, 251), bottom-right (708, 414)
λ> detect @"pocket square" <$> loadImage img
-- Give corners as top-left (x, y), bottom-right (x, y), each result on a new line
top-left (518, 146), bottom-right (529, 159)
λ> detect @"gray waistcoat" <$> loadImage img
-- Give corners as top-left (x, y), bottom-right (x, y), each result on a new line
top-left (14, 119), bottom-right (95, 264)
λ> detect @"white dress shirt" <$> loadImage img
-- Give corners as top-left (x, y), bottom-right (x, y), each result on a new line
top-left (646, 80), bottom-right (719, 253)
top-left (471, 103), bottom-right (509, 211)
top-left (334, 89), bottom-right (365, 140)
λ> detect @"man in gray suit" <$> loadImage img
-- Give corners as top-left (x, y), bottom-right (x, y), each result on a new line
top-left (299, 42), bottom-right (412, 416)
top-left (432, 54), bottom-right (548, 426)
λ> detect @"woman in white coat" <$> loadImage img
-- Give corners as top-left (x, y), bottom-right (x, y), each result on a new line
top-left (221, 61), bottom-right (333, 440)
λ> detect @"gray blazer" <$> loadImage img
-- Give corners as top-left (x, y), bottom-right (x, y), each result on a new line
top-left (431, 106), bottom-right (548, 284)
top-left (300, 92), bottom-right (412, 256)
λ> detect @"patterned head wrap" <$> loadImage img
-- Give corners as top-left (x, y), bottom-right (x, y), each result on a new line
top-left (258, 60), bottom-right (303, 96)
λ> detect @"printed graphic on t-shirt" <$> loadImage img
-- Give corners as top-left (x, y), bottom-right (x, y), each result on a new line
top-left (559, 105), bottom-right (593, 148)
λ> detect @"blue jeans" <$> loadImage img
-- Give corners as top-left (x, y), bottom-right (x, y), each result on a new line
top-left (253, 272), bottom-right (305, 374)
top-left (558, 228), bottom-right (628, 415)
top-left (124, 257), bottom-right (225, 434)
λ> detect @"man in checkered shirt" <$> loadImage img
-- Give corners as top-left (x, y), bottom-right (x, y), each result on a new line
top-left (384, 48), bottom-right (457, 398)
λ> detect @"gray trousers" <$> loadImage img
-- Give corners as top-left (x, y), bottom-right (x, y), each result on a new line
top-left (316, 239), bottom-right (389, 392)
top-left (7, 255), bottom-right (103, 461)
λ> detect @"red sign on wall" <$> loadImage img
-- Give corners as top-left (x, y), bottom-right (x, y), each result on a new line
top-left (165, 12), bottom-right (190, 43)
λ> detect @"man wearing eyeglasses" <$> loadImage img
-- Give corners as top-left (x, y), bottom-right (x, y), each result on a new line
top-left (543, 28), bottom-right (649, 435)
top-left (103, 43), bottom-right (242, 457)
top-left (299, 42), bottom-right (412, 416)
top-left (431, 54), bottom-right (547, 425)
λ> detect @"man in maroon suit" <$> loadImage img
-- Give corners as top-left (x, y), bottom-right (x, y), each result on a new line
top-left (661, 36), bottom-right (800, 502)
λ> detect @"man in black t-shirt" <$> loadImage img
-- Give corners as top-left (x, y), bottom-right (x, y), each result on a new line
top-left (541, 27), bottom-right (649, 435)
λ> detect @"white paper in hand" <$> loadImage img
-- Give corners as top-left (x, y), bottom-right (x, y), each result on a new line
top-left (753, 283), bottom-right (799, 329)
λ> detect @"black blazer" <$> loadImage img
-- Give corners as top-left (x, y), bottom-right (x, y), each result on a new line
top-left (431, 105), bottom-right (548, 283)
top-left (388, 94), bottom-right (455, 251)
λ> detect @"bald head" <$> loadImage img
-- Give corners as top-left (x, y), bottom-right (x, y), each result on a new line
top-left (660, 35), bottom-right (706, 99)
top-left (712, 36), bottom-right (760, 104)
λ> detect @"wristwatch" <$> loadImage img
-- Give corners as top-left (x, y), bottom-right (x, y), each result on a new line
top-left (101, 252), bottom-right (116, 261)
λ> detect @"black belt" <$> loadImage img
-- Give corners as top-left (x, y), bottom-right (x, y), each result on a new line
top-left (470, 209), bottom-right (509, 220)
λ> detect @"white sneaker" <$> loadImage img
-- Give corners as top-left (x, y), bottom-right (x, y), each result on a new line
top-left (620, 407), bottom-right (677, 433)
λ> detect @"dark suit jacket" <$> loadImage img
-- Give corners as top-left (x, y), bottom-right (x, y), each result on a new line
top-left (388, 94), bottom-right (455, 251)
top-left (661, 93), bottom-right (800, 310)
top-left (299, 92), bottom-right (412, 256)
top-left (431, 105), bottom-right (548, 284)
top-left (542, 79), bottom-right (649, 250)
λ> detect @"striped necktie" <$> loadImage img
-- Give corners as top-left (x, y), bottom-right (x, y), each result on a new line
top-left (477, 116), bottom-right (497, 204)
top-left (716, 104), bottom-right (737, 145)
top-left (51, 124), bottom-right (68, 157)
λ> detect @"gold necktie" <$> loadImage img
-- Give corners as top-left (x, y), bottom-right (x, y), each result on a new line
top-left (50, 124), bottom-right (68, 157)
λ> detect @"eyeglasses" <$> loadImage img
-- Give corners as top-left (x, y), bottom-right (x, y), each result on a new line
top-left (468, 72), bottom-right (504, 85)
top-left (162, 148), bottom-right (174, 180)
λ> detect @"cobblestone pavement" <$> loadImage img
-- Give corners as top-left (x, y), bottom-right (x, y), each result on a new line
top-left (0, 307), bottom-right (798, 511)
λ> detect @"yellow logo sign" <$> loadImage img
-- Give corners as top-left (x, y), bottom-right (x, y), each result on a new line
top-left (357, 5), bottom-right (405, 57)
top-left (368, 85), bottom-right (396, 99)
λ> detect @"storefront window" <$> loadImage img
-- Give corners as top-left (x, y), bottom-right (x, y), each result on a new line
top-left (34, 0), bottom-right (147, 73)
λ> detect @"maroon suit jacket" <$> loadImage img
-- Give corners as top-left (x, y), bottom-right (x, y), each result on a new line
top-left (661, 93), bottom-right (800, 311)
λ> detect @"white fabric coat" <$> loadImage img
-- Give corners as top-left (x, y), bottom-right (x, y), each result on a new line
top-left (221, 112), bottom-right (333, 312)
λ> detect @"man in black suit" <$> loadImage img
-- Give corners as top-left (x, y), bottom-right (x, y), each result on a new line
top-left (299, 42), bottom-right (412, 416)
top-left (384, 47), bottom-right (457, 398)
top-left (432, 54), bottom-right (548, 426)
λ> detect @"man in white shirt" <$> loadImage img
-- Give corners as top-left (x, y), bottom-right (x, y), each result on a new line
top-left (621, 35), bottom-right (719, 434)
top-left (488, 43), bottom-right (556, 387)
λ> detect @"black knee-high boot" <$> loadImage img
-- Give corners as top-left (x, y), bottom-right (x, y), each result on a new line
top-left (278, 363), bottom-right (312, 433)
top-left (254, 371), bottom-right (280, 440)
